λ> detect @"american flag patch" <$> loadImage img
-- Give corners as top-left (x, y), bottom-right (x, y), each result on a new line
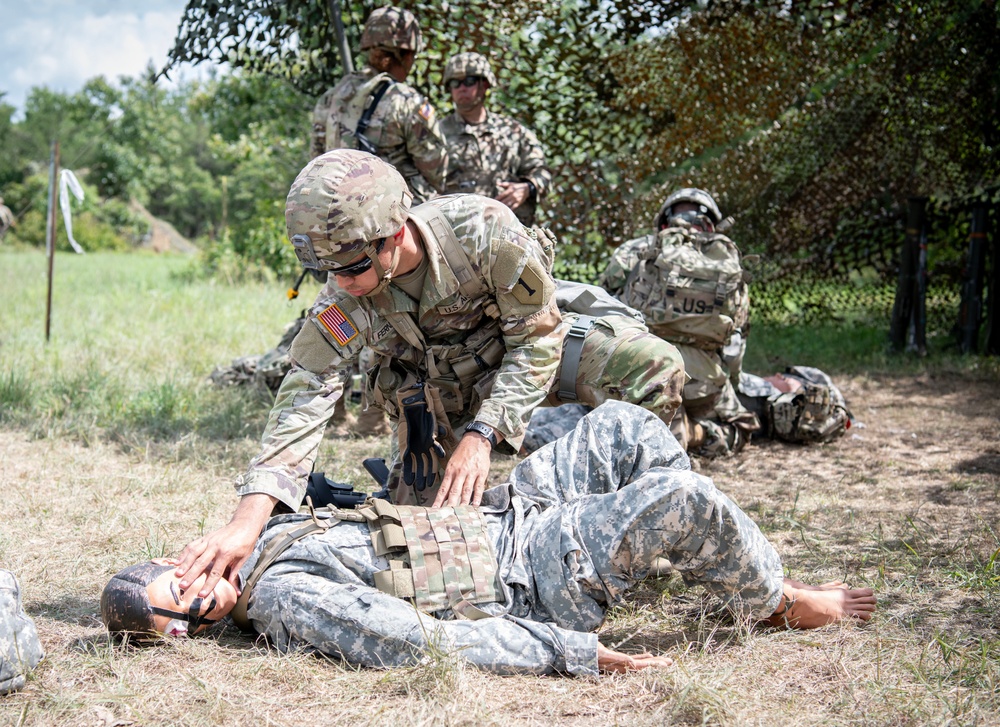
top-left (317, 303), bottom-right (358, 346)
top-left (418, 101), bottom-right (434, 122)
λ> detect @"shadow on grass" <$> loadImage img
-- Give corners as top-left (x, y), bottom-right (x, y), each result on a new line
top-left (33, 596), bottom-right (103, 627)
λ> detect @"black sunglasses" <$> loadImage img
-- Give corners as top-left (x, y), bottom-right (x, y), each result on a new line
top-left (446, 76), bottom-right (483, 91)
top-left (330, 238), bottom-right (386, 277)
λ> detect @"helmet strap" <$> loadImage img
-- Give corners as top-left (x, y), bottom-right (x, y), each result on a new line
top-left (367, 242), bottom-right (400, 296)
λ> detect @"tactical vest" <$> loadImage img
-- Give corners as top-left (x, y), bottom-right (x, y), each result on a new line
top-left (231, 501), bottom-right (501, 631)
top-left (619, 229), bottom-right (750, 350)
top-left (368, 204), bottom-right (556, 421)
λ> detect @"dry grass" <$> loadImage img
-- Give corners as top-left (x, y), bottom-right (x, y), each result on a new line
top-left (2, 374), bottom-right (999, 726)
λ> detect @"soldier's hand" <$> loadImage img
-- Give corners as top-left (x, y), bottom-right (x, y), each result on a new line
top-left (433, 434), bottom-right (492, 507)
top-left (495, 181), bottom-right (530, 211)
top-left (175, 493), bottom-right (275, 597)
top-left (597, 643), bottom-right (673, 673)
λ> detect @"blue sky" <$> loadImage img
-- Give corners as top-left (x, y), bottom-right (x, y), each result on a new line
top-left (0, 0), bottom-right (211, 117)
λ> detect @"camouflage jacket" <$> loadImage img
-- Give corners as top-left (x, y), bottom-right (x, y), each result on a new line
top-left (311, 66), bottom-right (449, 203)
top-left (440, 110), bottom-right (551, 225)
top-left (235, 194), bottom-right (562, 511)
top-left (240, 401), bottom-right (783, 676)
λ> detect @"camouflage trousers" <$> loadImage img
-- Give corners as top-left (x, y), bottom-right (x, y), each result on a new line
top-left (669, 344), bottom-right (760, 457)
top-left (548, 312), bottom-right (685, 424)
top-left (506, 400), bottom-right (785, 629)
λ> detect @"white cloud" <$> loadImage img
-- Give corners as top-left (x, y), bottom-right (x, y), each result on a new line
top-left (0, 1), bottom-right (213, 117)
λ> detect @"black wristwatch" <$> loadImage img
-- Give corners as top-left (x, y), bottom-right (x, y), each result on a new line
top-left (464, 421), bottom-right (498, 449)
top-left (522, 179), bottom-right (538, 201)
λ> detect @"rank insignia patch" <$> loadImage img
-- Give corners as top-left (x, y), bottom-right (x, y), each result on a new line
top-left (317, 303), bottom-right (358, 346)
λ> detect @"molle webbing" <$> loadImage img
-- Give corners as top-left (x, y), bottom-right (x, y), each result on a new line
top-left (361, 499), bottom-right (500, 619)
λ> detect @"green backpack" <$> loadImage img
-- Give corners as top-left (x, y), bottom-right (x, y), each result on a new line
top-left (617, 228), bottom-right (750, 350)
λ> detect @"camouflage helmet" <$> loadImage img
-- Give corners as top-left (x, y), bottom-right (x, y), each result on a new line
top-left (442, 52), bottom-right (497, 87)
top-left (360, 6), bottom-right (422, 53)
top-left (285, 150), bottom-right (412, 271)
top-left (655, 188), bottom-right (722, 231)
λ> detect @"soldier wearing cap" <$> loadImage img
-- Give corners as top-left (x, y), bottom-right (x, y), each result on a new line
top-left (311, 5), bottom-right (448, 203)
top-left (439, 53), bottom-right (551, 225)
top-left (600, 188), bottom-right (759, 457)
top-left (174, 150), bottom-right (686, 598)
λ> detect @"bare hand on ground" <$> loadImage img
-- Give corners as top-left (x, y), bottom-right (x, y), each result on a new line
top-left (597, 643), bottom-right (673, 673)
top-left (495, 181), bottom-right (530, 210)
top-left (767, 578), bottom-right (877, 629)
top-left (433, 435), bottom-right (492, 507)
top-left (175, 493), bottom-right (276, 596)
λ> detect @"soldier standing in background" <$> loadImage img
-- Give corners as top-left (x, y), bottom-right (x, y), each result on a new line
top-left (440, 53), bottom-right (551, 226)
top-left (311, 5), bottom-right (448, 204)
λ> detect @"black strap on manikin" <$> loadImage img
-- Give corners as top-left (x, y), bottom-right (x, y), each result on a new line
top-left (558, 315), bottom-right (597, 402)
top-left (355, 80), bottom-right (394, 152)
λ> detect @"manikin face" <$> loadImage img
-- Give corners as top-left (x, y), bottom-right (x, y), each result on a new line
top-left (147, 558), bottom-right (238, 637)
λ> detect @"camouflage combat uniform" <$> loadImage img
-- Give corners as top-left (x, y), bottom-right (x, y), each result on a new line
top-left (311, 67), bottom-right (448, 204)
top-left (440, 111), bottom-right (551, 225)
top-left (1, 569), bottom-right (44, 694)
top-left (240, 401), bottom-right (784, 676)
top-left (600, 226), bottom-right (757, 456)
top-left (237, 194), bottom-right (684, 508)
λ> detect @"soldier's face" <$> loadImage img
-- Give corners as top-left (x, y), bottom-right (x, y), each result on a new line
top-left (146, 558), bottom-right (238, 637)
top-left (451, 77), bottom-right (487, 113)
top-left (332, 241), bottom-right (397, 296)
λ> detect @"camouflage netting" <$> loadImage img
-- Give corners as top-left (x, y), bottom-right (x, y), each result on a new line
top-left (165, 0), bottom-right (999, 336)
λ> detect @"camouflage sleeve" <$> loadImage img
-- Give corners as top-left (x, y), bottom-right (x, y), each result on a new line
top-left (462, 201), bottom-right (562, 449)
top-left (235, 288), bottom-right (369, 512)
top-left (250, 570), bottom-right (599, 676)
top-left (513, 123), bottom-right (552, 198)
top-left (403, 96), bottom-right (449, 194)
top-left (597, 236), bottom-right (646, 296)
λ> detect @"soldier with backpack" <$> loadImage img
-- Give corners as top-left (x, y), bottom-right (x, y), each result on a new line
top-left (600, 188), bottom-right (759, 457)
top-left (174, 150), bottom-right (685, 600)
top-left (311, 6), bottom-right (448, 203)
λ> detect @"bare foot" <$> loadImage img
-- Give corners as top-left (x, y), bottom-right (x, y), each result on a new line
top-left (766, 578), bottom-right (876, 629)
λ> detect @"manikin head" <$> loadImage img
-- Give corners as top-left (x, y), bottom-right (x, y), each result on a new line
top-left (285, 150), bottom-right (413, 297)
top-left (101, 559), bottom-right (238, 641)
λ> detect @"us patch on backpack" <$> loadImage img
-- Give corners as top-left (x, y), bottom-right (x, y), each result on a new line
top-left (618, 229), bottom-right (750, 350)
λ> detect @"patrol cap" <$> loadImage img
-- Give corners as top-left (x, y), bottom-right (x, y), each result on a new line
top-left (442, 52), bottom-right (497, 87)
top-left (655, 188), bottom-right (722, 230)
top-left (360, 6), bottom-right (422, 52)
top-left (285, 150), bottom-right (412, 270)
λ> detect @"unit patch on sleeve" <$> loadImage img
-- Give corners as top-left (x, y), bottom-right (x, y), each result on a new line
top-left (317, 303), bottom-right (359, 346)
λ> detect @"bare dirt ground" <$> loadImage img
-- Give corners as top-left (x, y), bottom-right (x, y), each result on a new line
top-left (1, 373), bottom-right (998, 726)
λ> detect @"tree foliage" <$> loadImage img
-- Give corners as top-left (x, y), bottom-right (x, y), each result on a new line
top-left (162, 0), bottom-right (999, 293)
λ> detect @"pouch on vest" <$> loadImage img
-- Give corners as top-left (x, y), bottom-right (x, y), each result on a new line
top-left (362, 500), bottom-right (502, 619)
top-left (0, 569), bottom-right (44, 695)
top-left (619, 231), bottom-right (749, 350)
